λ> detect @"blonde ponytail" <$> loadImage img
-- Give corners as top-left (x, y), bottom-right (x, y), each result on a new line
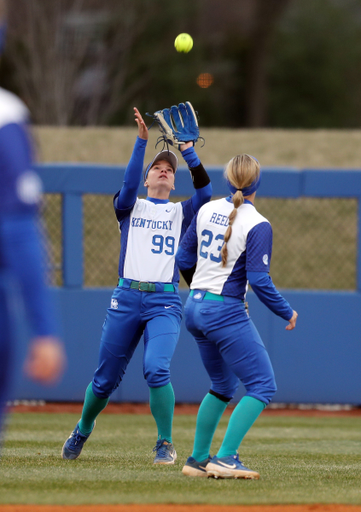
top-left (221, 190), bottom-right (243, 267)
top-left (221, 154), bottom-right (260, 267)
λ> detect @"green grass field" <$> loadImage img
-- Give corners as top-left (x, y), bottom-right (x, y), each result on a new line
top-left (1, 412), bottom-right (361, 505)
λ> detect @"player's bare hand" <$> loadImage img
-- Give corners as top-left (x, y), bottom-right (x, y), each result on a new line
top-left (134, 107), bottom-right (148, 140)
top-left (24, 336), bottom-right (66, 385)
top-left (180, 141), bottom-right (193, 152)
top-left (286, 310), bottom-right (298, 331)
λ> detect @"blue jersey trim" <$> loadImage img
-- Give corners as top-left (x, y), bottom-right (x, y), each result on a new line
top-left (146, 197), bottom-right (169, 204)
top-left (246, 222), bottom-right (272, 273)
top-left (221, 252), bottom-right (247, 299)
top-left (226, 196), bottom-right (254, 205)
top-left (117, 215), bottom-right (130, 278)
top-left (113, 192), bottom-right (133, 222)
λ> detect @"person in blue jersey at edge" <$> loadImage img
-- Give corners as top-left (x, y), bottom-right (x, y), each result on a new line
top-left (176, 153), bottom-right (298, 479)
top-left (0, 0), bottom-right (66, 441)
top-left (62, 106), bottom-right (212, 464)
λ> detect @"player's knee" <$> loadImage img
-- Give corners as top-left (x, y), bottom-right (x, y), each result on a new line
top-left (144, 364), bottom-right (170, 388)
top-left (264, 376), bottom-right (277, 401)
top-left (261, 384), bottom-right (277, 405)
top-left (92, 375), bottom-right (121, 399)
top-left (247, 378), bottom-right (277, 405)
top-left (209, 389), bottom-right (233, 403)
top-left (210, 379), bottom-right (239, 402)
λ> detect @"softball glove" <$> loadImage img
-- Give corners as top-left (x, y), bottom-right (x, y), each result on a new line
top-left (152, 101), bottom-right (200, 150)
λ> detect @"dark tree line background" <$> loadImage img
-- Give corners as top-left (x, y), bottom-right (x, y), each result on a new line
top-left (1, 0), bottom-right (361, 128)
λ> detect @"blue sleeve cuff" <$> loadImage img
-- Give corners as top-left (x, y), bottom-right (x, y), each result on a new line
top-left (181, 146), bottom-right (201, 168)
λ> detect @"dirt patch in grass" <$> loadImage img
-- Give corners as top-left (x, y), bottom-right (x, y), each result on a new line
top-left (8, 402), bottom-right (361, 417)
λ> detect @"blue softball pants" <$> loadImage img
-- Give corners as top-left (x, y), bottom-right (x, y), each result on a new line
top-left (184, 291), bottom-right (277, 404)
top-left (0, 279), bottom-right (13, 433)
top-left (92, 282), bottom-right (183, 399)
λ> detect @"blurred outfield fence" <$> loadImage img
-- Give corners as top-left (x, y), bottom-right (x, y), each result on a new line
top-left (10, 164), bottom-right (361, 404)
top-left (39, 165), bottom-right (359, 291)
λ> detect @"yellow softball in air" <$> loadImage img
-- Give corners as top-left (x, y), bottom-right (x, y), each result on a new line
top-left (174, 33), bottom-right (193, 53)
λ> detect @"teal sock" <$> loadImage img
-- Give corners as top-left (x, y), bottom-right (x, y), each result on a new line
top-left (192, 393), bottom-right (228, 462)
top-left (78, 383), bottom-right (109, 435)
top-left (149, 383), bottom-right (175, 443)
top-left (217, 396), bottom-right (266, 458)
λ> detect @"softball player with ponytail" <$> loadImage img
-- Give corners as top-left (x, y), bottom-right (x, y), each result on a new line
top-left (62, 105), bottom-right (212, 464)
top-left (176, 154), bottom-right (298, 479)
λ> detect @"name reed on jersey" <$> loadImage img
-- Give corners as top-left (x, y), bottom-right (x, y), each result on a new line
top-left (209, 212), bottom-right (229, 227)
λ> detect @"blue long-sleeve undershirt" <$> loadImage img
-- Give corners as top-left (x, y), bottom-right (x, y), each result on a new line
top-left (181, 146), bottom-right (200, 168)
top-left (247, 271), bottom-right (293, 321)
top-left (0, 214), bottom-right (58, 336)
top-left (115, 137), bottom-right (147, 210)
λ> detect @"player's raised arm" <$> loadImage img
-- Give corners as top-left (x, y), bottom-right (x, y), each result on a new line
top-left (134, 107), bottom-right (148, 141)
top-left (115, 107), bottom-right (148, 211)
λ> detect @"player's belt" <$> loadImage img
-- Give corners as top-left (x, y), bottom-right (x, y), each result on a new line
top-left (190, 290), bottom-right (224, 301)
top-left (118, 278), bottom-right (175, 292)
top-left (190, 290), bottom-right (246, 307)
top-left (130, 280), bottom-right (156, 292)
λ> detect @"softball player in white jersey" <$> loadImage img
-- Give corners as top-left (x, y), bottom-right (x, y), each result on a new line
top-left (176, 154), bottom-right (298, 479)
top-left (62, 108), bottom-right (212, 464)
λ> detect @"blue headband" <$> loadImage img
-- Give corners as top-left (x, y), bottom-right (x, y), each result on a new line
top-left (0, 24), bottom-right (6, 55)
top-left (227, 170), bottom-right (262, 196)
top-left (226, 154), bottom-right (261, 196)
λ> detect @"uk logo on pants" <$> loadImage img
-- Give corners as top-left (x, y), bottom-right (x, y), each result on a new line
top-left (111, 298), bottom-right (119, 309)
